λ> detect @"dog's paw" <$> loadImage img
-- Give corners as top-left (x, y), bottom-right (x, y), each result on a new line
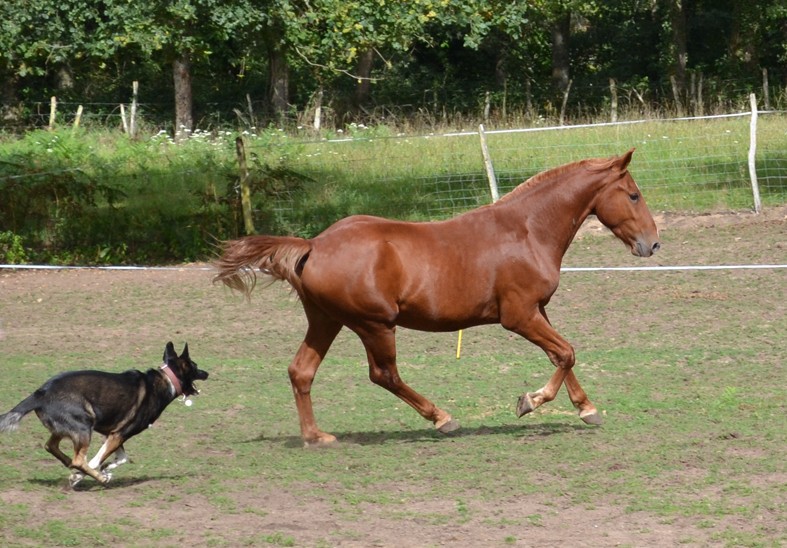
top-left (105, 457), bottom-right (127, 471)
top-left (99, 471), bottom-right (113, 485)
top-left (69, 471), bottom-right (85, 488)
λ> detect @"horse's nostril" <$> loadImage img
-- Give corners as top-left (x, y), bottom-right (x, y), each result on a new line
top-left (652, 242), bottom-right (661, 253)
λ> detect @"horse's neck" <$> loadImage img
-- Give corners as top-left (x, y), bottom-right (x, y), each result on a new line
top-left (495, 170), bottom-right (602, 260)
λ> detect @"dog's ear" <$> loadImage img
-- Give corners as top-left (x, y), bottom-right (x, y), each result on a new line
top-left (180, 343), bottom-right (190, 360)
top-left (163, 341), bottom-right (177, 364)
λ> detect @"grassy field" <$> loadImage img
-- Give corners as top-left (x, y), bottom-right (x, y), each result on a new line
top-left (2, 114), bottom-right (786, 264)
top-left (0, 207), bottom-right (785, 546)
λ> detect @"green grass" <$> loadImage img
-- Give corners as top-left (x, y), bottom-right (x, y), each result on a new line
top-left (2, 114), bottom-right (786, 264)
top-left (0, 198), bottom-right (784, 544)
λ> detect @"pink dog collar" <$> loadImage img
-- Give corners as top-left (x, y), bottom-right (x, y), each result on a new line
top-left (159, 363), bottom-right (183, 397)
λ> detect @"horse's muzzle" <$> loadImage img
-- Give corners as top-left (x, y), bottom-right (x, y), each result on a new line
top-left (633, 240), bottom-right (661, 257)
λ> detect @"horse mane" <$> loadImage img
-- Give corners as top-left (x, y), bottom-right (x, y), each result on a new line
top-left (496, 156), bottom-right (620, 204)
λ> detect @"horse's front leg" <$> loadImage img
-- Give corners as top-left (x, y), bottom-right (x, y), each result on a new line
top-left (540, 306), bottom-right (601, 425)
top-left (357, 324), bottom-right (460, 434)
top-left (504, 306), bottom-right (600, 424)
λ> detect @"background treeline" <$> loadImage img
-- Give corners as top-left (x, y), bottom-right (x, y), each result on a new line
top-left (1, 0), bottom-right (786, 133)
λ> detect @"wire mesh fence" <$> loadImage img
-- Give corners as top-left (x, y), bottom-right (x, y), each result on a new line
top-left (1, 108), bottom-right (785, 264)
top-left (246, 110), bottom-right (786, 228)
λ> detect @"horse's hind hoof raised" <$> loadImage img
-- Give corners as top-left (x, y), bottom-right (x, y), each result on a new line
top-left (516, 393), bottom-right (536, 417)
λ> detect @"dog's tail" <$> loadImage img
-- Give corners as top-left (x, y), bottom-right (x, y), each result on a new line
top-left (212, 235), bottom-right (312, 298)
top-left (0, 392), bottom-right (41, 432)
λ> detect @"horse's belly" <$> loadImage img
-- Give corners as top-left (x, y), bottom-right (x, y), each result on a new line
top-left (395, 296), bottom-right (499, 331)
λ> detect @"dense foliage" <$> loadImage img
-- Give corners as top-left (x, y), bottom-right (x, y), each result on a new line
top-left (1, 1), bottom-right (786, 131)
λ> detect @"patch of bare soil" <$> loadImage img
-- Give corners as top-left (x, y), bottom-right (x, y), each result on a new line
top-left (577, 203), bottom-right (787, 236)
top-left (0, 484), bottom-right (714, 546)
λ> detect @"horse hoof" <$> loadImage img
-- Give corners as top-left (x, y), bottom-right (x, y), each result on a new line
top-left (580, 410), bottom-right (603, 425)
top-left (436, 418), bottom-right (461, 434)
top-left (303, 433), bottom-right (338, 448)
top-left (516, 393), bottom-right (535, 417)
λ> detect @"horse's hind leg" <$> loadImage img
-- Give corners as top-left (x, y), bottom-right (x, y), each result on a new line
top-left (289, 304), bottom-right (343, 446)
top-left (357, 324), bottom-right (459, 433)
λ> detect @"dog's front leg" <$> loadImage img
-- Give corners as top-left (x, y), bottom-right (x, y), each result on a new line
top-left (85, 433), bottom-right (125, 482)
top-left (103, 445), bottom-right (128, 472)
top-left (91, 443), bottom-right (128, 473)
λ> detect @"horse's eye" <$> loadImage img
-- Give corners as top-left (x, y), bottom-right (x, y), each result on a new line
top-left (629, 193), bottom-right (639, 203)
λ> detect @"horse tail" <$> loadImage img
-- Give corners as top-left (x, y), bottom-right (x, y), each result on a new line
top-left (213, 235), bottom-right (312, 298)
top-left (0, 392), bottom-right (42, 433)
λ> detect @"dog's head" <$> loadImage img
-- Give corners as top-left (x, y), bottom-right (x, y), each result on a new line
top-left (163, 342), bottom-right (209, 397)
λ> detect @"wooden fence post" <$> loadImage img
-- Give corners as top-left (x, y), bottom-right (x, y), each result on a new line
top-left (48, 96), bottom-right (57, 130)
top-left (130, 81), bottom-right (138, 138)
top-left (235, 136), bottom-right (256, 235)
top-left (609, 78), bottom-right (618, 122)
top-left (73, 105), bottom-right (83, 130)
top-left (246, 93), bottom-right (255, 128)
top-left (313, 87), bottom-right (323, 131)
top-left (748, 93), bottom-right (762, 214)
top-left (478, 124), bottom-right (499, 203)
top-left (762, 69), bottom-right (770, 111)
top-left (120, 104), bottom-right (129, 134)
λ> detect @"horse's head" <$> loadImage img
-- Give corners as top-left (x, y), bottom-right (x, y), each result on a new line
top-left (592, 149), bottom-right (661, 257)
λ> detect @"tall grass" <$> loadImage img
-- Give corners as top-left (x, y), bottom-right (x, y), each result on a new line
top-left (1, 114), bottom-right (786, 264)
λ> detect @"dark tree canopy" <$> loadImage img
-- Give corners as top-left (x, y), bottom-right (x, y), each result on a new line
top-left (0, 0), bottom-right (785, 131)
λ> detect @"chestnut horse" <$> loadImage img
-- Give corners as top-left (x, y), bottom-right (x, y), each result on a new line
top-left (214, 149), bottom-right (660, 445)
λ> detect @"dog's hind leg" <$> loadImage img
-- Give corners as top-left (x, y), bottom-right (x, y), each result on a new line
top-left (44, 434), bottom-right (73, 468)
top-left (68, 433), bottom-right (110, 487)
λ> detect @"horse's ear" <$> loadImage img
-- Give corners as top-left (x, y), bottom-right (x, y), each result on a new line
top-left (619, 148), bottom-right (635, 171)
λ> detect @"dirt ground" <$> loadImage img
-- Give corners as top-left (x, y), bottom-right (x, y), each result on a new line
top-left (0, 205), bottom-right (785, 547)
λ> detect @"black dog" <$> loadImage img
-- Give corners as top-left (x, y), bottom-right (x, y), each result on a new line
top-left (0, 342), bottom-right (208, 488)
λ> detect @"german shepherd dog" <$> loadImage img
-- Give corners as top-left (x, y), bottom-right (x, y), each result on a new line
top-left (0, 342), bottom-right (208, 488)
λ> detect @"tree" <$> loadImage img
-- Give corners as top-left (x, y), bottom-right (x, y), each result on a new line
top-left (102, 0), bottom-right (265, 138)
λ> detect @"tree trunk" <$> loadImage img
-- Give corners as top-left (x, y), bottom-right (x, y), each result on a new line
top-left (173, 53), bottom-right (194, 142)
top-left (0, 71), bottom-right (20, 122)
top-left (667, 0), bottom-right (688, 98)
top-left (551, 12), bottom-right (571, 95)
top-left (268, 44), bottom-right (289, 124)
top-left (353, 49), bottom-right (374, 111)
top-left (55, 64), bottom-right (74, 91)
